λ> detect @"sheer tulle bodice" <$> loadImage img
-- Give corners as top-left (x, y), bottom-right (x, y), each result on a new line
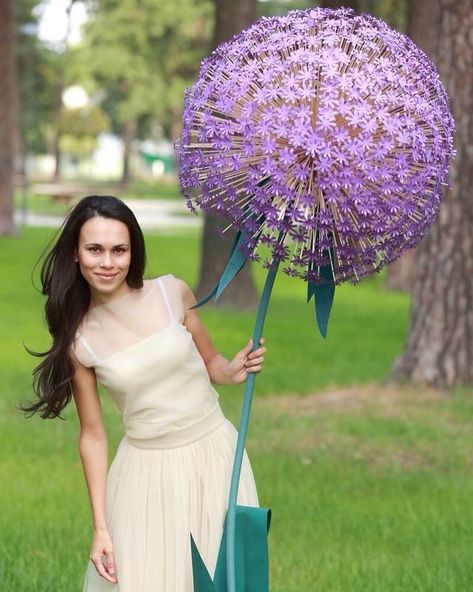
top-left (74, 275), bottom-right (225, 445)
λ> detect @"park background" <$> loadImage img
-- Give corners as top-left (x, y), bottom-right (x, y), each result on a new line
top-left (1, 0), bottom-right (472, 590)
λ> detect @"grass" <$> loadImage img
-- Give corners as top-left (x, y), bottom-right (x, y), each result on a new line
top-left (254, 387), bottom-right (473, 591)
top-left (1, 227), bottom-right (473, 591)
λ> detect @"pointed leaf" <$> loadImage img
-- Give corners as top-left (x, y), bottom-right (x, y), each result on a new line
top-left (307, 280), bottom-right (316, 302)
top-left (191, 231), bottom-right (247, 309)
top-left (308, 250), bottom-right (335, 337)
top-left (191, 535), bottom-right (216, 592)
top-left (314, 279), bottom-right (335, 338)
top-left (191, 284), bottom-right (219, 309)
top-left (213, 506), bottom-right (271, 592)
top-left (215, 232), bottom-right (248, 299)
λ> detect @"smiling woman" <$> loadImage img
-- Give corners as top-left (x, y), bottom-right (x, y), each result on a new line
top-left (23, 195), bottom-right (146, 420)
top-left (22, 194), bottom-right (266, 592)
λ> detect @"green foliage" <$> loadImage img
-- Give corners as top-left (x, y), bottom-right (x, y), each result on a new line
top-left (58, 103), bottom-right (110, 157)
top-left (16, 0), bottom-right (60, 153)
top-left (18, 0), bottom-right (214, 158)
top-left (360, 0), bottom-right (407, 32)
top-left (257, 0), bottom-right (315, 18)
top-left (259, 0), bottom-right (407, 32)
top-left (76, 0), bottom-right (213, 138)
top-left (17, 0), bottom-right (407, 159)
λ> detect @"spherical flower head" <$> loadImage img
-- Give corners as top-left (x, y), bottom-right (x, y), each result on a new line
top-left (178, 7), bottom-right (455, 284)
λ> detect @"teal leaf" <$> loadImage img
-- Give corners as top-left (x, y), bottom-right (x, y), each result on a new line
top-left (191, 535), bottom-right (216, 592)
top-left (192, 231), bottom-right (247, 309)
top-left (307, 252), bottom-right (335, 338)
top-left (192, 506), bottom-right (271, 592)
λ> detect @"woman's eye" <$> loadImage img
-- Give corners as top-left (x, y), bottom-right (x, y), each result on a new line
top-left (114, 247), bottom-right (125, 254)
top-left (89, 247), bottom-right (100, 253)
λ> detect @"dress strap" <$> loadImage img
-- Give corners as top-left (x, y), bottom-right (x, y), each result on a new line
top-left (157, 277), bottom-right (175, 321)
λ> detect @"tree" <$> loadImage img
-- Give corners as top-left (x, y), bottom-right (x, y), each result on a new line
top-left (392, 0), bottom-right (473, 387)
top-left (194, 0), bottom-right (258, 308)
top-left (16, 2), bottom-right (59, 157)
top-left (384, 0), bottom-right (433, 292)
top-left (50, 0), bottom-right (86, 179)
top-left (383, 249), bottom-right (416, 292)
top-left (0, 0), bottom-right (19, 235)
top-left (58, 103), bottom-right (109, 161)
top-left (79, 0), bottom-right (212, 186)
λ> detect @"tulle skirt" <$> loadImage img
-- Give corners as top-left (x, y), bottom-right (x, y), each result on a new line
top-left (82, 419), bottom-right (258, 591)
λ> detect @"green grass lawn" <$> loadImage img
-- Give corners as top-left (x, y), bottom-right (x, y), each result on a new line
top-left (1, 227), bottom-right (473, 591)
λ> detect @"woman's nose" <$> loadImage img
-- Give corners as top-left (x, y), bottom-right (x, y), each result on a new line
top-left (100, 252), bottom-right (114, 268)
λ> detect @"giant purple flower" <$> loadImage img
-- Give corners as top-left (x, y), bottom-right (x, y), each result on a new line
top-left (177, 7), bottom-right (455, 284)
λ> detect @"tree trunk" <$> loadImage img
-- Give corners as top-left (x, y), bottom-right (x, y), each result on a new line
top-left (195, 0), bottom-right (258, 308)
top-left (212, 0), bottom-right (256, 46)
top-left (392, 0), bottom-right (473, 387)
top-left (407, 0), bottom-right (441, 57)
top-left (384, 250), bottom-right (416, 292)
top-left (384, 0), bottom-right (440, 291)
top-left (0, 0), bottom-right (18, 235)
top-left (121, 119), bottom-right (136, 188)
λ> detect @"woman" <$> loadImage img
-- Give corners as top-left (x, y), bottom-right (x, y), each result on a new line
top-left (24, 195), bottom-right (265, 591)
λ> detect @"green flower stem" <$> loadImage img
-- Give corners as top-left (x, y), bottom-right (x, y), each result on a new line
top-left (226, 258), bottom-right (280, 592)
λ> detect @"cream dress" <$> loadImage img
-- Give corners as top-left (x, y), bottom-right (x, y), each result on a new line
top-left (73, 275), bottom-right (258, 591)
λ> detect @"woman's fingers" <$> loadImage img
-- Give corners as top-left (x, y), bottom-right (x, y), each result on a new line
top-left (105, 550), bottom-right (116, 581)
top-left (90, 553), bottom-right (118, 583)
top-left (246, 354), bottom-right (264, 364)
top-left (245, 351), bottom-right (265, 373)
top-left (246, 362), bottom-right (263, 371)
top-left (90, 553), bottom-right (108, 581)
top-left (247, 347), bottom-right (266, 361)
top-left (242, 339), bottom-right (253, 355)
top-left (252, 346), bottom-right (267, 356)
top-left (231, 337), bottom-right (266, 380)
top-left (245, 338), bottom-right (265, 352)
top-left (246, 364), bottom-right (262, 373)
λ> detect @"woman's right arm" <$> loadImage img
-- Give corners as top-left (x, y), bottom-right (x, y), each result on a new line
top-left (71, 355), bottom-right (118, 584)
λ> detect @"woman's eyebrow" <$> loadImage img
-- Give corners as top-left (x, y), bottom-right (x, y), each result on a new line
top-left (83, 242), bottom-right (130, 248)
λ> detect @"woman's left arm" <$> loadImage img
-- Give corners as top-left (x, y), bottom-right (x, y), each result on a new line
top-left (178, 279), bottom-right (266, 385)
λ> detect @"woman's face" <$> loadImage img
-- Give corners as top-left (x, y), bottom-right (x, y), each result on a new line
top-left (76, 216), bottom-right (132, 305)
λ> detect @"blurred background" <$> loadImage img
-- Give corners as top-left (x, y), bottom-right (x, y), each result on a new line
top-left (1, 0), bottom-right (443, 306)
top-left (5, 1), bottom-right (406, 229)
top-left (12, 0), bottom-right (405, 183)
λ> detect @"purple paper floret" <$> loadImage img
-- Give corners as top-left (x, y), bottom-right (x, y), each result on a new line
top-left (177, 7), bottom-right (455, 284)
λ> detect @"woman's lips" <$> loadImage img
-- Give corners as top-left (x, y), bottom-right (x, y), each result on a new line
top-left (95, 273), bottom-right (118, 280)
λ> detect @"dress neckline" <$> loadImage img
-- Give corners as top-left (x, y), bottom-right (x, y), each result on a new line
top-left (88, 278), bottom-right (154, 313)
top-left (95, 320), bottom-right (187, 366)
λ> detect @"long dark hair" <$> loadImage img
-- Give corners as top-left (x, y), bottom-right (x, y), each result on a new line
top-left (22, 195), bottom-right (146, 419)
